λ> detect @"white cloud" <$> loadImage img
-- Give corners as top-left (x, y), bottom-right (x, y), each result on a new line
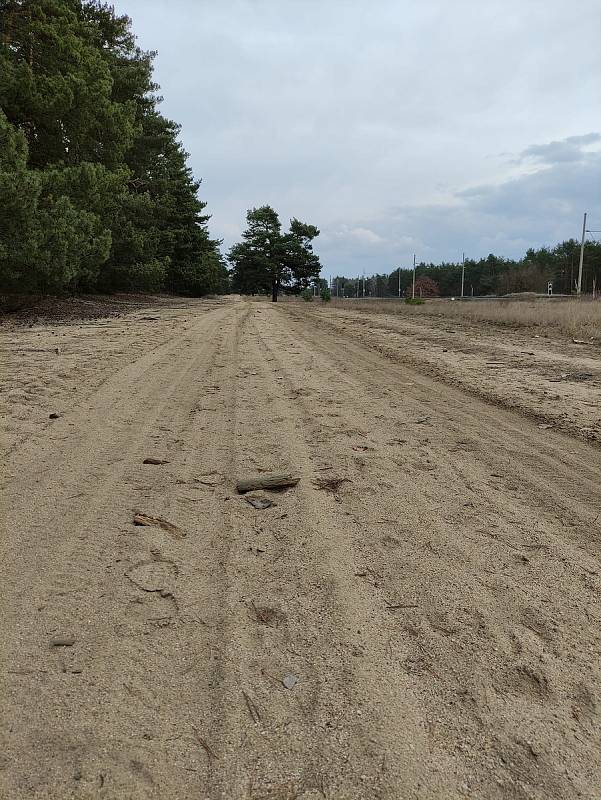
top-left (329, 225), bottom-right (385, 246)
top-left (317, 134), bottom-right (601, 273)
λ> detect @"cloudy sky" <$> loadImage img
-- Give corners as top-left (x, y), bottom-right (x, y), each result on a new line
top-left (114, 0), bottom-right (601, 278)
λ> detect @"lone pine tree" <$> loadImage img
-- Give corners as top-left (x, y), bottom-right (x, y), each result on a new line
top-left (228, 206), bottom-right (322, 301)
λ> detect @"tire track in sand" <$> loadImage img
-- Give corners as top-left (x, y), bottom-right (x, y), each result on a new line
top-left (0, 301), bottom-right (247, 799)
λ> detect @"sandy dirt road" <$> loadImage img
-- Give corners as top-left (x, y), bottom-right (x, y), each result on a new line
top-left (1, 297), bottom-right (600, 799)
top-left (299, 302), bottom-right (601, 445)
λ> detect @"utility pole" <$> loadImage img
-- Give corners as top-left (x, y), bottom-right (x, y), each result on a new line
top-left (412, 254), bottom-right (416, 299)
top-left (577, 212), bottom-right (587, 296)
top-left (461, 252), bottom-right (465, 298)
top-left (398, 266), bottom-right (401, 298)
top-left (362, 270), bottom-right (365, 298)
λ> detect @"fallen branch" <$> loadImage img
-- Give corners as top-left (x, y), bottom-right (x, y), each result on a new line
top-left (236, 473), bottom-right (300, 493)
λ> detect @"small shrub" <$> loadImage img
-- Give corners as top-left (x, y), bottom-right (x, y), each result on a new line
top-left (301, 288), bottom-right (314, 302)
top-left (320, 287), bottom-right (332, 303)
top-left (404, 296), bottom-right (425, 305)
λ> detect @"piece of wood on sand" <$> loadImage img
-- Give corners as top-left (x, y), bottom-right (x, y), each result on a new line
top-left (133, 513), bottom-right (185, 539)
top-left (236, 473), bottom-right (300, 494)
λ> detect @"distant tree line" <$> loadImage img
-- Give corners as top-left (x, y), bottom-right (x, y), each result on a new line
top-left (332, 240), bottom-right (601, 298)
top-left (0, 0), bottom-right (228, 295)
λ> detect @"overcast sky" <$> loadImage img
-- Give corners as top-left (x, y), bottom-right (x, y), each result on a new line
top-left (114, 0), bottom-right (601, 278)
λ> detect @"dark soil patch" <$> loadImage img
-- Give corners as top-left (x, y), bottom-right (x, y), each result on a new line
top-left (0, 293), bottom-right (184, 326)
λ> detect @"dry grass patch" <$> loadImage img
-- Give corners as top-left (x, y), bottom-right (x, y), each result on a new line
top-left (330, 297), bottom-right (601, 340)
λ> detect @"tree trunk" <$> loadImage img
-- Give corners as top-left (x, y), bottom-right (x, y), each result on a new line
top-left (271, 279), bottom-right (278, 302)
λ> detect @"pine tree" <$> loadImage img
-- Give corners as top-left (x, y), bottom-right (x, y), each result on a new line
top-left (0, 0), bottom-right (225, 295)
top-left (229, 206), bottom-right (322, 301)
top-left (0, 108), bottom-right (41, 291)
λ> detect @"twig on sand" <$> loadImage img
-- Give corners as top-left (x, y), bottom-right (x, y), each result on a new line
top-left (242, 690), bottom-right (261, 724)
top-left (133, 513), bottom-right (185, 539)
top-left (192, 728), bottom-right (218, 761)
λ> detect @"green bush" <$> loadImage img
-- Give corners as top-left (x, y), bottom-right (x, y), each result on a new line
top-left (320, 287), bottom-right (332, 303)
top-left (301, 287), bottom-right (314, 302)
top-left (404, 296), bottom-right (425, 305)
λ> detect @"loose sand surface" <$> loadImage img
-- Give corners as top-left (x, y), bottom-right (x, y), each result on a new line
top-left (310, 301), bottom-right (601, 444)
top-left (1, 297), bottom-right (600, 799)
